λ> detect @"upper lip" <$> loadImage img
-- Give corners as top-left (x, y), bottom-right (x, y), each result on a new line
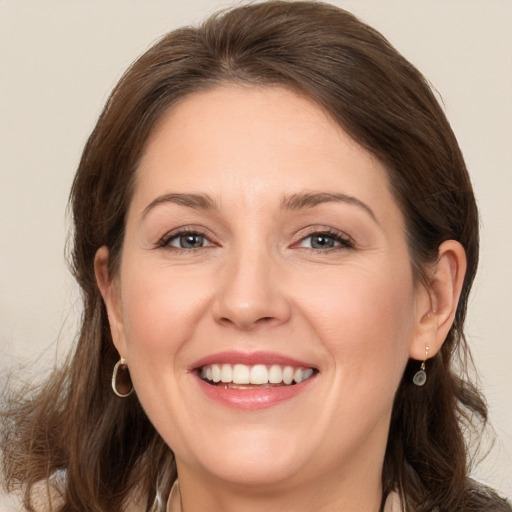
top-left (190, 351), bottom-right (318, 371)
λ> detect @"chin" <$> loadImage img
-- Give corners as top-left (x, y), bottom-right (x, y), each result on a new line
top-left (198, 455), bottom-right (307, 489)
top-left (178, 427), bottom-right (314, 488)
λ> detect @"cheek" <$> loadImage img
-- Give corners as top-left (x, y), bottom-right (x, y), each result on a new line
top-left (296, 263), bottom-right (416, 382)
top-left (118, 263), bottom-right (212, 363)
top-left (116, 264), bottom-right (213, 439)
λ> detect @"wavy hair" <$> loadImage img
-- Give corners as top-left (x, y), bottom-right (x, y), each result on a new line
top-left (2, 2), bottom-right (510, 511)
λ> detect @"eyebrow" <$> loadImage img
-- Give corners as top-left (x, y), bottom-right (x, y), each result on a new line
top-left (141, 190), bottom-right (377, 223)
top-left (141, 193), bottom-right (218, 219)
top-left (282, 191), bottom-right (377, 222)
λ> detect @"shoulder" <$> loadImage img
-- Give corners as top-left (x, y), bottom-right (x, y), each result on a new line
top-left (383, 491), bottom-right (403, 512)
top-left (30, 470), bottom-right (67, 511)
top-left (30, 479), bottom-right (65, 511)
top-left (386, 481), bottom-right (511, 512)
top-left (464, 480), bottom-right (512, 511)
top-left (28, 472), bottom-right (149, 512)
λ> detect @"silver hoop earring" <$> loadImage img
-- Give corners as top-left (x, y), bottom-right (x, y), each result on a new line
top-left (112, 357), bottom-right (134, 397)
top-left (412, 346), bottom-right (430, 387)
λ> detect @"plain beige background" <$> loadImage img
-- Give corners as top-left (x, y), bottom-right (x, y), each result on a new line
top-left (1, 0), bottom-right (511, 507)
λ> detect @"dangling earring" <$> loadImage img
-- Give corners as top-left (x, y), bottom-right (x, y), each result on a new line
top-left (413, 345), bottom-right (430, 387)
top-left (112, 357), bottom-right (134, 397)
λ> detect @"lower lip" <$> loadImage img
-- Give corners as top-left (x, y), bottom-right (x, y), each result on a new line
top-left (195, 375), bottom-right (316, 410)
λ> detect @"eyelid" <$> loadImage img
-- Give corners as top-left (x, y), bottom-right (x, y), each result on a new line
top-left (293, 226), bottom-right (355, 250)
top-left (154, 225), bottom-right (354, 251)
top-left (155, 225), bottom-right (216, 249)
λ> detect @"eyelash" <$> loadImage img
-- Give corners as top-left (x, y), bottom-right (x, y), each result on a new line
top-left (156, 228), bottom-right (214, 252)
top-left (155, 227), bottom-right (354, 252)
top-left (295, 228), bottom-right (355, 252)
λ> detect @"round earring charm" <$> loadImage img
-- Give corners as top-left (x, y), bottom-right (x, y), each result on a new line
top-left (413, 346), bottom-right (429, 386)
top-left (413, 362), bottom-right (427, 386)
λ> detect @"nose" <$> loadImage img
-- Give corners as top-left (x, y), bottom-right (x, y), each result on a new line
top-left (212, 246), bottom-right (291, 331)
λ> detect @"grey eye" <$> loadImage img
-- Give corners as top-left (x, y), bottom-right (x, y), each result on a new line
top-left (309, 234), bottom-right (336, 249)
top-left (297, 231), bottom-right (353, 250)
top-left (171, 233), bottom-right (206, 249)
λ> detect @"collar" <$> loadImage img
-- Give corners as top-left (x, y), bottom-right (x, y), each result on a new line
top-left (166, 480), bottom-right (181, 512)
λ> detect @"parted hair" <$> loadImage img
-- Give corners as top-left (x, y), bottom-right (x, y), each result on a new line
top-left (1, 2), bottom-right (510, 511)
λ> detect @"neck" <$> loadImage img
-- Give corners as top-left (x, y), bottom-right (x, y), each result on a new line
top-left (175, 457), bottom-right (384, 512)
top-left (173, 412), bottom-right (392, 512)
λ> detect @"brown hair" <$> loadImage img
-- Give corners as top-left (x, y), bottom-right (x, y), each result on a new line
top-left (1, 2), bottom-right (510, 511)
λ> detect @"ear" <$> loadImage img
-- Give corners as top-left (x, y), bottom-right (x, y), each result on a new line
top-left (94, 246), bottom-right (128, 357)
top-left (409, 240), bottom-right (467, 361)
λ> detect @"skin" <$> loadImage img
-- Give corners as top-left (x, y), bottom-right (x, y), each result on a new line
top-left (95, 86), bottom-right (466, 512)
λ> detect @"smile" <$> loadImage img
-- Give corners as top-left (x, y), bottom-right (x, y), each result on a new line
top-left (191, 351), bottom-right (318, 409)
top-left (200, 363), bottom-right (315, 387)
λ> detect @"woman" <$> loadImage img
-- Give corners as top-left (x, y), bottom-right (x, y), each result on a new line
top-left (1, 1), bottom-right (510, 511)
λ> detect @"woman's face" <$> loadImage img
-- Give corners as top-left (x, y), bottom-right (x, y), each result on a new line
top-left (102, 86), bottom-right (430, 491)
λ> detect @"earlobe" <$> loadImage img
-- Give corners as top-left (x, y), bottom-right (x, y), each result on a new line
top-left (409, 240), bottom-right (467, 361)
top-left (94, 246), bottom-right (127, 356)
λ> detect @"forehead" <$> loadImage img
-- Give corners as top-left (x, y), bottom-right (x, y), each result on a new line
top-left (132, 85), bottom-right (397, 218)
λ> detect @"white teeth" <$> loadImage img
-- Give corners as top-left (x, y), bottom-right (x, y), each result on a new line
top-left (220, 364), bottom-right (232, 383)
top-left (233, 364), bottom-right (250, 384)
top-left (302, 368), bottom-right (314, 381)
top-left (211, 364), bottom-right (221, 383)
top-left (250, 364), bottom-right (269, 385)
top-left (268, 364), bottom-right (283, 384)
top-left (293, 368), bottom-right (314, 383)
top-left (283, 366), bottom-right (294, 385)
top-left (200, 363), bottom-right (315, 386)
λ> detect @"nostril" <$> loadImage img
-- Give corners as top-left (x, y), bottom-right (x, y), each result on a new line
top-left (217, 314), bottom-right (279, 331)
top-left (213, 285), bottom-right (292, 329)
top-left (218, 315), bottom-right (274, 325)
